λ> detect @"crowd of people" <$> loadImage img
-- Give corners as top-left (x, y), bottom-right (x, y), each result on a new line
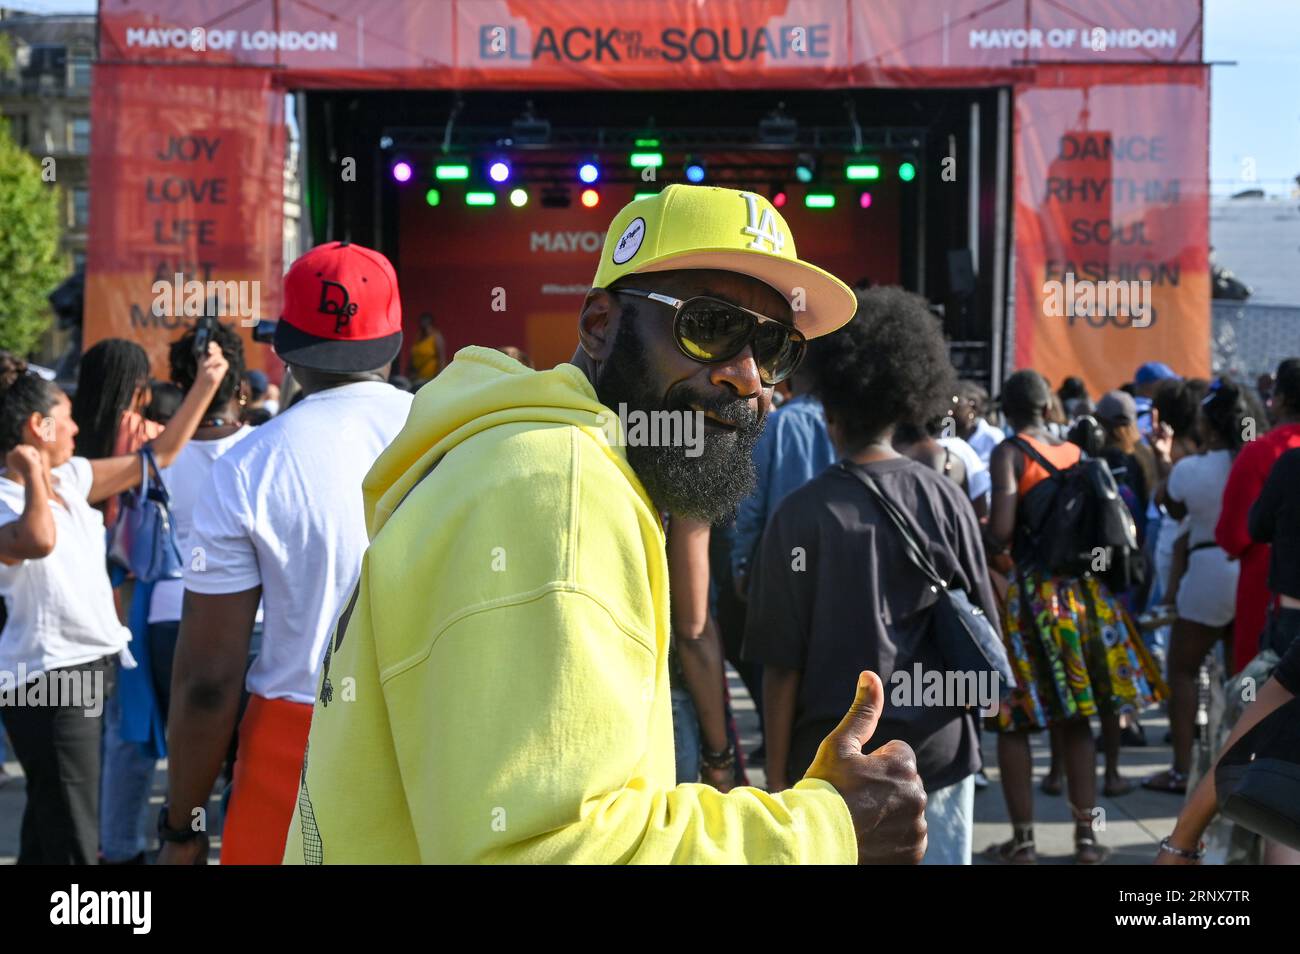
top-left (0, 183), bottom-right (1297, 865)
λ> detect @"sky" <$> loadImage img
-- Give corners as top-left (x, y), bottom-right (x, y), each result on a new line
top-left (6, 0), bottom-right (1298, 196)
top-left (1205, 0), bottom-right (1300, 196)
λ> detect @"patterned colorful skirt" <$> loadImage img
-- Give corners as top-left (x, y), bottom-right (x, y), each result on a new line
top-left (992, 570), bottom-right (1167, 733)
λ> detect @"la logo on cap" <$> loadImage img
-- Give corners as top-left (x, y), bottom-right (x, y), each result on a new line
top-left (740, 193), bottom-right (785, 254)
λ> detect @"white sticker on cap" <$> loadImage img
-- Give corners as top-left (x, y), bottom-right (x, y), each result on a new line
top-left (612, 217), bottom-right (646, 265)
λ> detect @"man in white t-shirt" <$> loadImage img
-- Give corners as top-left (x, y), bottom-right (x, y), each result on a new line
top-left (954, 380), bottom-right (1004, 466)
top-left (159, 242), bottom-right (413, 865)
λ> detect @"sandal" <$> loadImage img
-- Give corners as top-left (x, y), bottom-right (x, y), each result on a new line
top-left (983, 828), bottom-right (1038, 865)
top-left (1072, 809), bottom-right (1111, 865)
top-left (1141, 768), bottom-right (1187, 794)
top-left (1074, 829), bottom-right (1111, 865)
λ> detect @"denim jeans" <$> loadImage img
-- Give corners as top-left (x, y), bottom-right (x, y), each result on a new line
top-left (670, 686), bottom-right (701, 784)
top-left (99, 676), bottom-right (157, 862)
top-left (920, 773), bottom-right (975, 865)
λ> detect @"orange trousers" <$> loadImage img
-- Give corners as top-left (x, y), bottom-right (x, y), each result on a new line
top-left (220, 694), bottom-right (313, 865)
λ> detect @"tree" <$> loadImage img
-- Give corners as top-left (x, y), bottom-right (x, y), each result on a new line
top-left (0, 44), bottom-right (66, 356)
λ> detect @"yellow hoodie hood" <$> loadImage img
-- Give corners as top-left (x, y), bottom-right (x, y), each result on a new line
top-left (364, 345), bottom-right (651, 540)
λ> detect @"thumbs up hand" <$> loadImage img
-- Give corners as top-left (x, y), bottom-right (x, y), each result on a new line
top-left (804, 671), bottom-right (928, 864)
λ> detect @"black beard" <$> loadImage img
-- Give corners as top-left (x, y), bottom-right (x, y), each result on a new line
top-left (594, 314), bottom-right (765, 524)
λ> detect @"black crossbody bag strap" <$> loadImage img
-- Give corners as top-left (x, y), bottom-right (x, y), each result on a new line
top-left (838, 462), bottom-right (947, 590)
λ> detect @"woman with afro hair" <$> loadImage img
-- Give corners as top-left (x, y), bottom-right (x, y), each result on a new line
top-left (744, 286), bottom-right (999, 865)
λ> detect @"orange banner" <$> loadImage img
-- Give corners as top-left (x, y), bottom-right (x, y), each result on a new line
top-left (84, 64), bottom-right (284, 375)
top-left (1012, 65), bottom-right (1210, 396)
top-left (86, 3), bottom-right (1209, 390)
top-left (99, 1), bottom-right (1201, 87)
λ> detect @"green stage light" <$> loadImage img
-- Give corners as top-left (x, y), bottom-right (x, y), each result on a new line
top-left (804, 193), bottom-right (836, 209)
top-left (633, 192), bottom-right (659, 201)
top-left (435, 163), bottom-right (470, 180)
top-left (846, 163), bottom-right (880, 180)
top-left (630, 152), bottom-right (663, 168)
top-left (425, 188), bottom-right (441, 207)
top-left (465, 191), bottom-right (496, 206)
top-left (634, 138), bottom-right (660, 148)
top-left (898, 162), bottom-right (917, 182)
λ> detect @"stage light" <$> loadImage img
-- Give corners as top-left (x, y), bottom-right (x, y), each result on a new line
top-left (488, 160), bottom-right (511, 183)
top-left (581, 188), bottom-right (600, 208)
top-left (772, 191), bottom-right (788, 208)
top-left (859, 191), bottom-right (873, 208)
top-left (846, 163), bottom-right (880, 181)
top-left (435, 163), bottom-right (470, 180)
top-left (685, 159), bottom-right (706, 183)
top-left (630, 152), bottom-right (663, 169)
top-left (509, 188), bottom-right (528, 207)
top-left (898, 161), bottom-right (917, 182)
top-left (634, 138), bottom-right (660, 148)
top-left (425, 188), bottom-right (441, 207)
top-left (633, 192), bottom-right (658, 201)
top-left (465, 191), bottom-right (496, 207)
top-left (805, 193), bottom-right (835, 209)
top-left (578, 162), bottom-right (600, 184)
top-left (795, 153), bottom-right (816, 183)
top-left (390, 160), bottom-right (413, 183)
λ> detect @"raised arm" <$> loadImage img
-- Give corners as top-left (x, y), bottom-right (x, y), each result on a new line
top-left (0, 446), bottom-right (56, 564)
top-left (86, 343), bottom-right (228, 504)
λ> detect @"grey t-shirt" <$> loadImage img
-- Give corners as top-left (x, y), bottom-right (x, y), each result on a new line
top-left (742, 457), bottom-right (1000, 790)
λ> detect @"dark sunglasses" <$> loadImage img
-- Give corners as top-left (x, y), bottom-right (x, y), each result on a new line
top-left (615, 288), bottom-right (805, 386)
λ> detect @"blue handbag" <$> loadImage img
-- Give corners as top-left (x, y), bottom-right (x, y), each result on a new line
top-left (107, 445), bottom-right (184, 583)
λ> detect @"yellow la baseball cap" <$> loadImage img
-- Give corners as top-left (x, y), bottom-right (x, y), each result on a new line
top-left (592, 184), bottom-right (857, 339)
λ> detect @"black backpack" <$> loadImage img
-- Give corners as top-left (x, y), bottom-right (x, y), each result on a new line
top-left (1009, 436), bottom-right (1140, 584)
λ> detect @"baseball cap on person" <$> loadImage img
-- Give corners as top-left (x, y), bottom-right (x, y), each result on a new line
top-left (244, 369), bottom-right (269, 399)
top-left (1095, 390), bottom-right (1138, 424)
top-left (274, 241), bottom-right (403, 373)
top-left (592, 185), bottom-right (856, 339)
top-left (1135, 361), bottom-right (1178, 385)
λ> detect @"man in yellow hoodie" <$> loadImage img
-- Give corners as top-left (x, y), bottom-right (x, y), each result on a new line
top-left (284, 185), bottom-right (927, 864)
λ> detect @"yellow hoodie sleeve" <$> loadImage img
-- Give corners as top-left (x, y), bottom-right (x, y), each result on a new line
top-left (377, 585), bottom-right (856, 864)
